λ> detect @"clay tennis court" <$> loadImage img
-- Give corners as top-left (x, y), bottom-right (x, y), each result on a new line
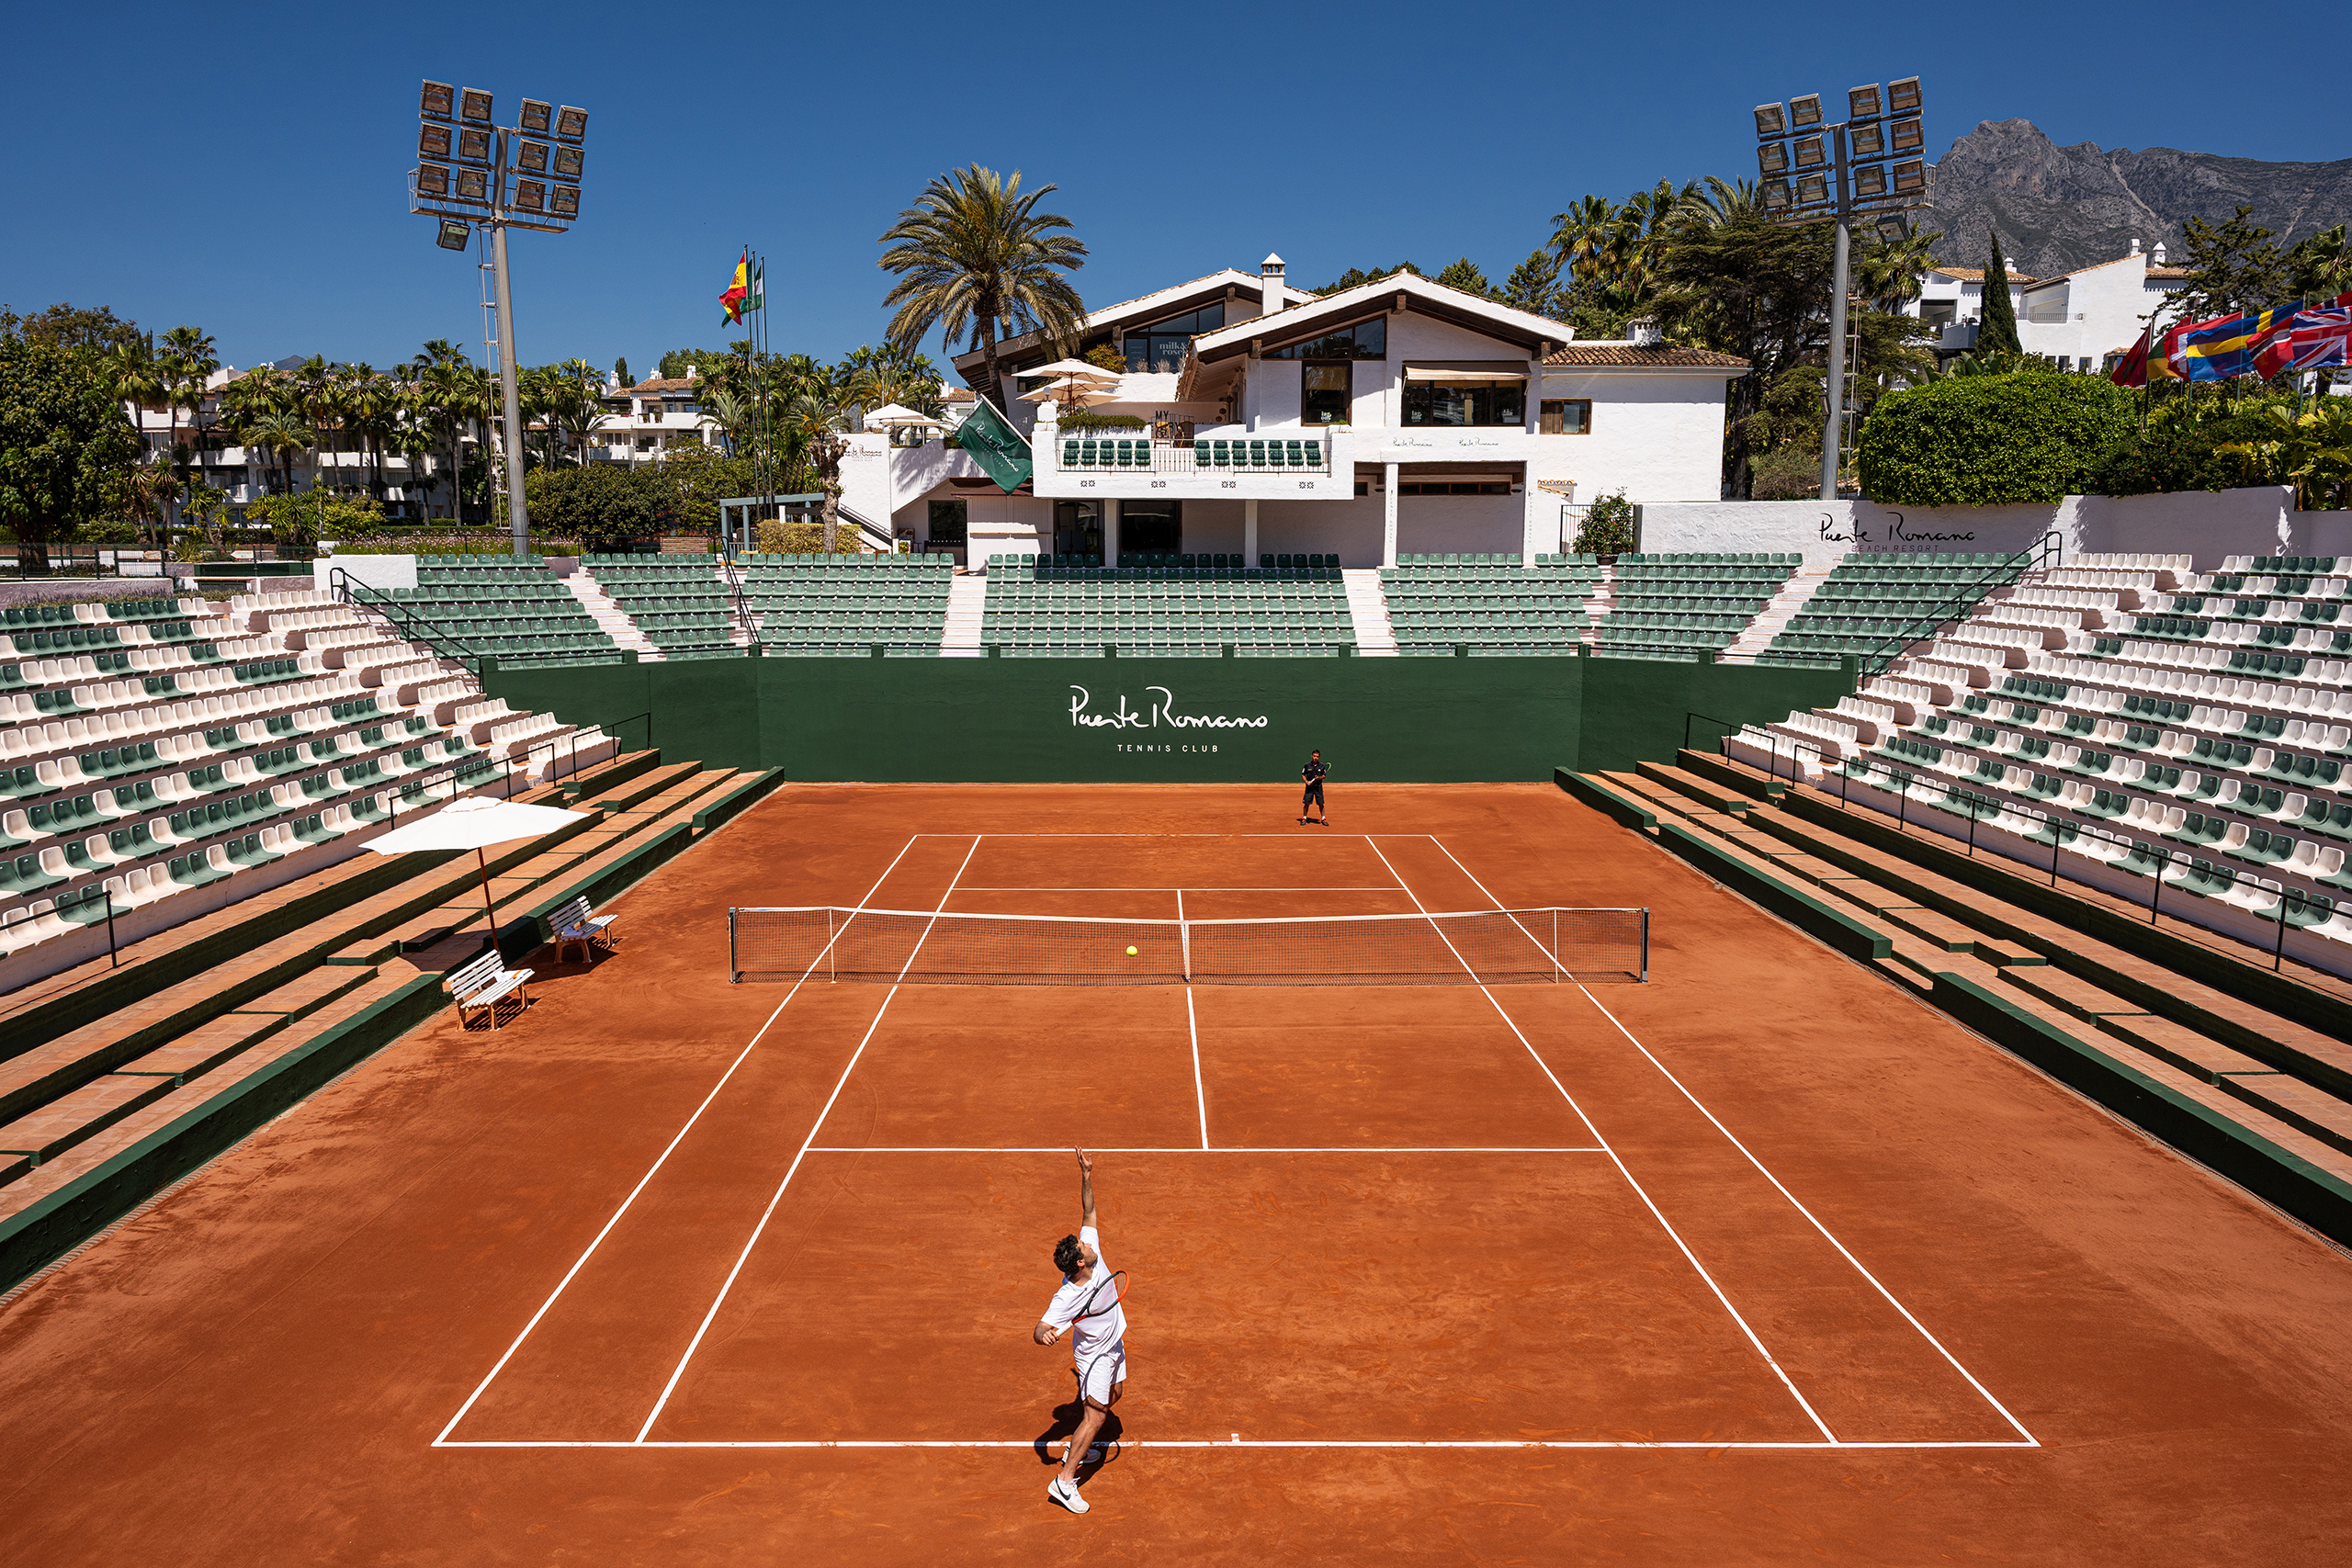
top-left (3, 784), bottom-right (2349, 1563)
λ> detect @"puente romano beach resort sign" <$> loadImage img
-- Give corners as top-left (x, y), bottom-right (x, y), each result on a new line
top-left (1069, 683), bottom-right (1272, 750)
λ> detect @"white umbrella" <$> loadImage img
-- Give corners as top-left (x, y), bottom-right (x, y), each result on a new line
top-left (366, 795), bottom-right (591, 939)
top-left (1023, 357), bottom-right (1122, 381)
top-left (863, 401), bottom-right (944, 429)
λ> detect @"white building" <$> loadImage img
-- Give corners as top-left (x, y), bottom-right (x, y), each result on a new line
top-left (584, 371), bottom-right (724, 464)
top-left (128, 358), bottom-right (445, 519)
top-left (855, 255), bottom-right (1747, 566)
top-left (1908, 240), bottom-right (2189, 371)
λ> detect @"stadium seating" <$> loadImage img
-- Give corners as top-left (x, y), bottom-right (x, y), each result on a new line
top-left (1732, 550), bottom-right (2352, 967)
top-left (1598, 552), bottom-right (1799, 660)
top-left (377, 558), bottom-right (621, 667)
top-left (581, 555), bottom-right (747, 657)
top-left (1380, 553), bottom-right (1601, 655)
top-left (982, 554), bottom-right (1354, 656)
top-left (738, 552), bottom-right (951, 656)
top-left (1757, 551), bottom-right (2030, 667)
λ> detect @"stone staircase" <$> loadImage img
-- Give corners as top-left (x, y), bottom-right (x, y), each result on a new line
top-left (1341, 569), bottom-right (1397, 654)
top-left (565, 575), bottom-right (659, 660)
top-left (941, 571), bottom-right (988, 656)
top-left (1719, 568), bottom-right (1832, 662)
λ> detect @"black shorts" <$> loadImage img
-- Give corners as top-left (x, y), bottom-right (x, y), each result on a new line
top-left (1302, 780), bottom-right (1325, 807)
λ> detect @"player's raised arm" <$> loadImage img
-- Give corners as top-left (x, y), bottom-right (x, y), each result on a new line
top-left (1077, 1147), bottom-right (1096, 1228)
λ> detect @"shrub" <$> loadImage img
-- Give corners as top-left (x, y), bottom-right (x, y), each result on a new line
top-left (1572, 490), bottom-right (1637, 555)
top-left (753, 518), bottom-right (861, 554)
top-left (523, 464), bottom-right (671, 551)
top-left (1856, 372), bottom-right (2136, 505)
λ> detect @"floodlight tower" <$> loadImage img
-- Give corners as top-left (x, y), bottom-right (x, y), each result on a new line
top-left (410, 81), bottom-right (588, 552)
top-left (1751, 77), bottom-right (1928, 498)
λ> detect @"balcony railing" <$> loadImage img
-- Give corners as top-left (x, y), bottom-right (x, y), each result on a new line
top-left (1048, 434), bottom-right (1333, 478)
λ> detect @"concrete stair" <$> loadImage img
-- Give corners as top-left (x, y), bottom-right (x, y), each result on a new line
top-left (1720, 570), bottom-right (1832, 662)
top-left (1341, 569), bottom-right (1397, 654)
top-left (566, 576), bottom-right (659, 660)
top-left (941, 572), bottom-right (988, 656)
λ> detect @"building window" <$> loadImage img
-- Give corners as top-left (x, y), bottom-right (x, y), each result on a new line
top-left (1540, 399), bottom-right (1590, 434)
top-left (1263, 319), bottom-right (1386, 359)
top-left (1124, 303), bottom-right (1225, 374)
top-left (927, 499), bottom-right (967, 546)
top-left (1398, 480), bottom-right (1513, 495)
top-left (1302, 363), bottom-right (1351, 425)
top-left (1406, 379), bottom-right (1526, 427)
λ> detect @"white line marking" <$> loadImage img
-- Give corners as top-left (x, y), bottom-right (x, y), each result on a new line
top-left (957, 886), bottom-right (1407, 893)
top-left (629, 833), bottom-right (986, 1446)
top-left (435, 1438), bottom-right (2040, 1451)
top-left (1179, 887), bottom-right (1210, 1150)
top-left (430, 833), bottom-right (925, 1450)
top-left (804, 1146), bottom-right (1610, 1154)
top-left (1362, 837), bottom-right (1839, 1445)
top-left (1419, 833), bottom-right (2039, 1448)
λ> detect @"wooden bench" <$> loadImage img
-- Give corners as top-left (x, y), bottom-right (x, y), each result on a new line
top-left (449, 949), bottom-right (532, 1030)
top-left (548, 895), bottom-right (618, 965)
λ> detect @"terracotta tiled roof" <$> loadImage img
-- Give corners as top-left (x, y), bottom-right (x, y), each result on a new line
top-left (628, 376), bottom-right (697, 392)
top-left (1544, 344), bottom-right (1748, 368)
top-left (1928, 265), bottom-right (2039, 285)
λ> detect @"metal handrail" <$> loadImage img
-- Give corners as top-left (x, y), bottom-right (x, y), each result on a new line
top-left (1723, 722), bottom-right (2328, 971)
top-left (1772, 531), bottom-right (2065, 677)
top-left (330, 567), bottom-right (484, 674)
top-left (716, 550), bottom-right (760, 651)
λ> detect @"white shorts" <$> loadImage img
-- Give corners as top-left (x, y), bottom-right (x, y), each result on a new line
top-left (1074, 1341), bottom-right (1126, 1406)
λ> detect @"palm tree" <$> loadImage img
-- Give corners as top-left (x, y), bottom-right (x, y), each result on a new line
top-left (413, 344), bottom-right (477, 520)
top-left (878, 165), bottom-right (1088, 410)
top-left (778, 391), bottom-right (855, 550)
top-left (240, 411), bottom-right (314, 497)
top-left (157, 325), bottom-right (218, 541)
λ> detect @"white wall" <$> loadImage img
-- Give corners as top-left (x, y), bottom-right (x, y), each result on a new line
top-left (1636, 486), bottom-right (2297, 571)
top-left (314, 554), bottom-right (417, 592)
top-left (1538, 370), bottom-right (1732, 503)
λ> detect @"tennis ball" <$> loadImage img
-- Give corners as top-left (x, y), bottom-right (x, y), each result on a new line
top-left (1126, 946), bottom-right (1138, 956)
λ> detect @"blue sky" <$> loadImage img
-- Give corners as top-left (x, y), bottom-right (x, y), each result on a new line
top-left (4, 0), bottom-right (2335, 381)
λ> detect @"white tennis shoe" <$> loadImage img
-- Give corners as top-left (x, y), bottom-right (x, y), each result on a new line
top-left (1049, 1476), bottom-right (1091, 1514)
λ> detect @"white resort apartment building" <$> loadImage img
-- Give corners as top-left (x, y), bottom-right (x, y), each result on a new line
top-left (1906, 240), bottom-right (2188, 371)
top-left (847, 256), bottom-right (1747, 567)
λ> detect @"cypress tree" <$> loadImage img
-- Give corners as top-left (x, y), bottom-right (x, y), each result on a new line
top-left (1979, 229), bottom-right (2023, 355)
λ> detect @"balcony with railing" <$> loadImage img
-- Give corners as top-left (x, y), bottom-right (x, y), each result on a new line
top-left (1033, 427), bottom-right (1352, 499)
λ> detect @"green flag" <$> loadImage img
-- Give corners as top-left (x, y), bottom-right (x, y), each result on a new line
top-left (747, 258), bottom-right (763, 316)
top-left (955, 396), bottom-right (1034, 493)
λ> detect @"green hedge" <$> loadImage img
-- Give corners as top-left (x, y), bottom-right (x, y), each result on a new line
top-left (1857, 372), bottom-right (2136, 505)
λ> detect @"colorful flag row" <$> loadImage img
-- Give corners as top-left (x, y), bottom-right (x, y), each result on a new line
top-left (2111, 293), bottom-right (2352, 388)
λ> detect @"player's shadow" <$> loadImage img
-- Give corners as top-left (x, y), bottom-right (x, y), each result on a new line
top-left (1032, 1393), bottom-right (1125, 1478)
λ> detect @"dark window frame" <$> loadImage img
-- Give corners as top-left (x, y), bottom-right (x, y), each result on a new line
top-left (927, 499), bottom-right (968, 545)
top-left (1262, 317), bottom-right (1387, 360)
top-left (1539, 398), bottom-right (1592, 435)
top-left (1404, 378), bottom-right (1527, 428)
top-left (1301, 361), bottom-right (1352, 426)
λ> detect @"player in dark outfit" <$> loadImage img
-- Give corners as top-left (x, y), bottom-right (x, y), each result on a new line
top-left (1300, 750), bottom-right (1328, 825)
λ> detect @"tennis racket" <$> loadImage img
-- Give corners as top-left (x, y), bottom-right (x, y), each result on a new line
top-left (1074, 1269), bottom-right (1128, 1320)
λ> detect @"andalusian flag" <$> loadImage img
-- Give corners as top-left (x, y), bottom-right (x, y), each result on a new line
top-left (719, 249), bottom-right (751, 325)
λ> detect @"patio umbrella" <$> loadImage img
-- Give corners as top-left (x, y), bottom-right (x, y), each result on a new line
top-left (364, 795), bottom-right (590, 939)
top-left (1016, 359), bottom-right (1123, 410)
top-left (863, 401), bottom-right (944, 430)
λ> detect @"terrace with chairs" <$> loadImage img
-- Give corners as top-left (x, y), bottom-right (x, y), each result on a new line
top-left (980, 551), bottom-right (1356, 656)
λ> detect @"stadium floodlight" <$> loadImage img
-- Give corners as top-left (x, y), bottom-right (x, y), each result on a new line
top-left (1749, 72), bottom-right (1924, 499)
top-left (409, 78), bottom-right (590, 552)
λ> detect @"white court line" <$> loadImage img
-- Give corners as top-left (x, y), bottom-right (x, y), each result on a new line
top-left (805, 1146), bottom-right (1609, 1155)
top-left (429, 833), bottom-right (927, 1450)
top-left (1362, 837), bottom-right (1840, 1445)
top-left (435, 1438), bottom-right (2039, 1451)
top-left (957, 886), bottom-right (1407, 893)
top-left (1420, 834), bottom-right (2039, 1448)
top-left (1181, 889), bottom-right (1210, 1150)
top-left (628, 833), bottom-right (987, 1446)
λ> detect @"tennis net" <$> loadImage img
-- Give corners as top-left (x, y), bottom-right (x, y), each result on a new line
top-left (728, 905), bottom-right (1646, 986)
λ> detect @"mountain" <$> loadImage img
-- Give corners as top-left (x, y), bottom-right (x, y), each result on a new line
top-left (1919, 119), bottom-right (2352, 277)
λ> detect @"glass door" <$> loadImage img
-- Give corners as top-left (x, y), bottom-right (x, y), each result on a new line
top-left (1054, 500), bottom-right (1102, 561)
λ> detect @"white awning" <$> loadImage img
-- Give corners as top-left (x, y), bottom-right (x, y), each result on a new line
top-left (1402, 367), bottom-right (1528, 384)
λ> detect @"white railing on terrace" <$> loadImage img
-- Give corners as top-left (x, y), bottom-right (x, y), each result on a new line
top-left (1046, 433), bottom-right (1335, 478)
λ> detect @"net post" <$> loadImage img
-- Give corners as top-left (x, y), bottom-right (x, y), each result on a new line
top-left (1552, 908), bottom-right (1559, 983)
top-left (1640, 907), bottom-right (1650, 983)
top-left (1181, 915), bottom-right (1193, 981)
top-left (728, 907), bottom-right (737, 983)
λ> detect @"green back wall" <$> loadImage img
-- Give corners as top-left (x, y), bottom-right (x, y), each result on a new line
top-left (482, 653), bottom-right (1850, 782)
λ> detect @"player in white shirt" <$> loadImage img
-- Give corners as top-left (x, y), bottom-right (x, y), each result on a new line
top-left (1035, 1148), bottom-right (1125, 1515)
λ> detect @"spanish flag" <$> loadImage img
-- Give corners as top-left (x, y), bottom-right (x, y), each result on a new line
top-left (719, 249), bottom-right (750, 326)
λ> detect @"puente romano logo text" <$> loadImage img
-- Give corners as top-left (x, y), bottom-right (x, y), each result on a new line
top-left (1069, 684), bottom-right (1271, 731)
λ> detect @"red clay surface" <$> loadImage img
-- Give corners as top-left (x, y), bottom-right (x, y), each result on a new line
top-left (3, 784), bottom-right (2351, 1564)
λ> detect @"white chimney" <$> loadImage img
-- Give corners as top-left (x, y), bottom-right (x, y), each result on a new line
top-left (2129, 236), bottom-right (2141, 255)
top-left (1261, 252), bottom-right (1286, 310)
top-left (1627, 316), bottom-right (1662, 348)
top-left (2152, 242), bottom-right (2167, 265)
